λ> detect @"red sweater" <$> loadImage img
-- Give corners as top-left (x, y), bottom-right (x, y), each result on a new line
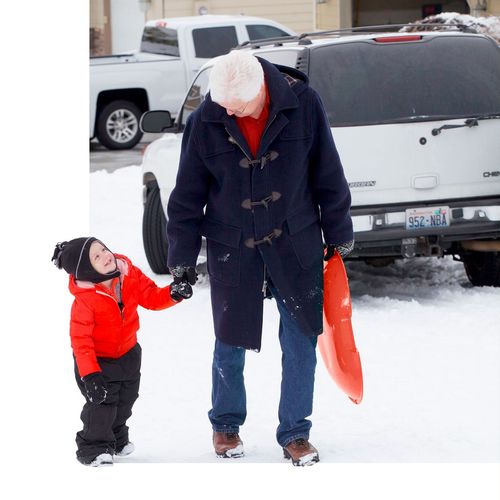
top-left (236, 83), bottom-right (270, 157)
top-left (68, 254), bottom-right (178, 377)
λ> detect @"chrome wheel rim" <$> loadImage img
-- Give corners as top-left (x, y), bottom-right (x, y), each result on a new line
top-left (106, 109), bottom-right (138, 143)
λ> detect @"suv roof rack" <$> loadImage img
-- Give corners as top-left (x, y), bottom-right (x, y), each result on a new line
top-left (237, 35), bottom-right (301, 49)
top-left (236, 23), bottom-right (476, 50)
top-left (298, 22), bottom-right (474, 38)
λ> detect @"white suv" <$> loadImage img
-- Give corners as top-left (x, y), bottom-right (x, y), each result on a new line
top-left (140, 26), bottom-right (500, 286)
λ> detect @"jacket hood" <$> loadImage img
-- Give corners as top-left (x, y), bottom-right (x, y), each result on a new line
top-left (272, 60), bottom-right (308, 87)
top-left (68, 254), bottom-right (130, 296)
top-left (201, 56), bottom-right (308, 124)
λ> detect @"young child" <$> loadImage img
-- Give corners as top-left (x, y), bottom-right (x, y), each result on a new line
top-left (52, 237), bottom-right (195, 467)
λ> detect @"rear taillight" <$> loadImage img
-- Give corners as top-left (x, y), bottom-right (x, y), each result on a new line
top-left (374, 35), bottom-right (422, 43)
top-left (141, 144), bottom-right (149, 157)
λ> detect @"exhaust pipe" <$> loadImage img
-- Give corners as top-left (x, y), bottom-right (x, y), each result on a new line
top-left (461, 240), bottom-right (500, 252)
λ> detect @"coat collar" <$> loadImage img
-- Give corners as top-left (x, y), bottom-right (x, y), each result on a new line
top-left (200, 57), bottom-right (306, 125)
top-left (200, 58), bottom-right (308, 158)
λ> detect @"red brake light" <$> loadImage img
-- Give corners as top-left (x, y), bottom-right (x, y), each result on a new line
top-left (374, 35), bottom-right (422, 43)
top-left (156, 21), bottom-right (167, 28)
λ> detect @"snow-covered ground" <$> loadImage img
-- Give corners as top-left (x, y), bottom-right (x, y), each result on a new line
top-left (88, 165), bottom-right (500, 465)
top-left (81, 164), bottom-right (500, 497)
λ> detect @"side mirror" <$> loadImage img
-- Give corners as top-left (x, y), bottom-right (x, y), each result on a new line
top-left (140, 110), bottom-right (174, 133)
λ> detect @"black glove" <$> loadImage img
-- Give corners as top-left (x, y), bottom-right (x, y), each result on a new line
top-left (324, 240), bottom-right (355, 261)
top-left (169, 266), bottom-right (197, 301)
top-left (170, 281), bottom-right (193, 301)
top-left (170, 265), bottom-right (198, 286)
top-left (169, 265), bottom-right (197, 301)
top-left (82, 372), bottom-right (108, 404)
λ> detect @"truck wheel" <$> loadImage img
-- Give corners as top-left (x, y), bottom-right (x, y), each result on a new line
top-left (142, 183), bottom-right (169, 274)
top-left (462, 251), bottom-right (500, 287)
top-left (96, 100), bottom-right (143, 150)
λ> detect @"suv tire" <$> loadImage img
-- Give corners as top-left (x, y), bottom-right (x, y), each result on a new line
top-left (96, 100), bottom-right (143, 150)
top-left (462, 251), bottom-right (500, 287)
top-left (143, 183), bottom-right (169, 274)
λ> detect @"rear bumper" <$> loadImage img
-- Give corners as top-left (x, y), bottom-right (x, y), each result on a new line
top-left (350, 197), bottom-right (500, 258)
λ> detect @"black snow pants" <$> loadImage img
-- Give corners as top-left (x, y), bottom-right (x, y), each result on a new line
top-left (74, 343), bottom-right (141, 461)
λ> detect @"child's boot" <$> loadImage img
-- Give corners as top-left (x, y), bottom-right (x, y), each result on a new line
top-left (116, 442), bottom-right (135, 457)
top-left (78, 452), bottom-right (114, 467)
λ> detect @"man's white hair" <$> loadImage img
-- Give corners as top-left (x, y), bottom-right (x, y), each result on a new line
top-left (209, 51), bottom-right (264, 104)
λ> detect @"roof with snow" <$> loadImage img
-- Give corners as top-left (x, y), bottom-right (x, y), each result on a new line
top-left (401, 12), bottom-right (500, 43)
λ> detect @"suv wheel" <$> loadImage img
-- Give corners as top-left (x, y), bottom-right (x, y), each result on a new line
top-left (142, 183), bottom-right (169, 274)
top-left (462, 251), bottom-right (500, 287)
top-left (96, 100), bottom-right (143, 150)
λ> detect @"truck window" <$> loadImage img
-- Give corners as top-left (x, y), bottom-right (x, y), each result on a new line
top-left (309, 36), bottom-right (500, 127)
top-left (192, 27), bottom-right (238, 58)
top-left (141, 26), bottom-right (179, 56)
top-left (179, 67), bottom-right (211, 129)
top-left (247, 25), bottom-right (290, 40)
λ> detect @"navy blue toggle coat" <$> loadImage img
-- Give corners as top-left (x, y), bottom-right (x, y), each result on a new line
top-left (167, 57), bottom-right (353, 351)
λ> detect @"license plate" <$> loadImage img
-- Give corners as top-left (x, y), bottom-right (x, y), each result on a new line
top-left (405, 206), bottom-right (450, 230)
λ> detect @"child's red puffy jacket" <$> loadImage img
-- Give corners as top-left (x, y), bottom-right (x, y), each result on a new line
top-left (69, 254), bottom-right (178, 377)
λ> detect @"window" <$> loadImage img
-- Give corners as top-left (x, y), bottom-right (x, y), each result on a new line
top-left (192, 27), bottom-right (238, 58)
top-left (246, 24), bottom-right (290, 41)
top-left (309, 36), bottom-right (500, 127)
top-left (179, 68), bottom-right (211, 129)
top-left (141, 27), bottom-right (179, 56)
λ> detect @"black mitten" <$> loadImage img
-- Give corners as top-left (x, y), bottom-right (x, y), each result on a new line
top-left (82, 372), bottom-right (108, 404)
top-left (170, 281), bottom-right (193, 301)
top-left (324, 240), bottom-right (355, 261)
top-left (170, 266), bottom-right (198, 286)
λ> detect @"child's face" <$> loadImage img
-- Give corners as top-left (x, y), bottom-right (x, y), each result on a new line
top-left (89, 241), bottom-right (117, 275)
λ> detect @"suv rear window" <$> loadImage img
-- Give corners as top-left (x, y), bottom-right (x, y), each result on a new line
top-left (141, 26), bottom-right (179, 56)
top-left (309, 36), bottom-right (500, 127)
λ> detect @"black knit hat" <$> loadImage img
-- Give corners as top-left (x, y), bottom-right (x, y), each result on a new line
top-left (51, 237), bottom-right (121, 283)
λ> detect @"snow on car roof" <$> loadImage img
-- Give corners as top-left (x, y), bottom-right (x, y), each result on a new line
top-left (401, 12), bottom-right (500, 43)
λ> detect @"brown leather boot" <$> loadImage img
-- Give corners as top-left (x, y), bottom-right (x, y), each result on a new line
top-left (283, 438), bottom-right (319, 466)
top-left (213, 432), bottom-right (244, 458)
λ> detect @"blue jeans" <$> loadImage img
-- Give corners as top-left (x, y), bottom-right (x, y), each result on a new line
top-left (208, 283), bottom-right (318, 447)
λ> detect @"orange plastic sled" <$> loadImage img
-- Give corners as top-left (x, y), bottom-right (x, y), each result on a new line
top-left (318, 252), bottom-right (363, 404)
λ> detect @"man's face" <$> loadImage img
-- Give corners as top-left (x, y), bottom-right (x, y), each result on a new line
top-left (89, 241), bottom-right (116, 275)
top-left (218, 85), bottom-right (264, 118)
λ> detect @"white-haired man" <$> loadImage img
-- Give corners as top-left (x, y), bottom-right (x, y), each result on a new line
top-left (167, 50), bottom-right (353, 466)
